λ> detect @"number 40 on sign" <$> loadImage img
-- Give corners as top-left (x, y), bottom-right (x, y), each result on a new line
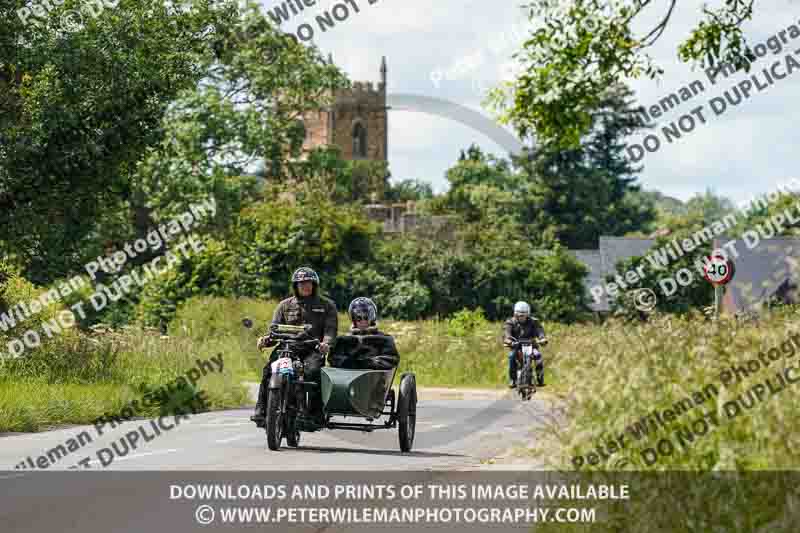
top-left (703, 255), bottom-right (735, 286)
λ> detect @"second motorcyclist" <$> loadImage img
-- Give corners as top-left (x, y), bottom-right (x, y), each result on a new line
top-left (329, 297), bottom-right (400, 370)
top-left (503, 301), bottom-right (548, 388)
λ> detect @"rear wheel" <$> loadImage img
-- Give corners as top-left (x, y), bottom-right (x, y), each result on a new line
top-left (397, 373), bottom-right (417, 452)
top-left (265, 387), bottom-right (284, 451)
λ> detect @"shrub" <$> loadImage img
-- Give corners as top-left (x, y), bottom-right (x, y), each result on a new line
top-left (446, 307), bottom-right (489, 337)
top-left (228, 198), bottom-right (378, 300)
top-left (135, 238), bottom-right (235, 328)
top-left (384, 281), bottom-right (431, 320)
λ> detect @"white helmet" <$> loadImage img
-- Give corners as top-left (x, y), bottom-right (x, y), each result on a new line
top-left (513, 301), bottom-right (530, 315)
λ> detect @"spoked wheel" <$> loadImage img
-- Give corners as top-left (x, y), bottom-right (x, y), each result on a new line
top-left (265, 388), bottom-right (284, 451)
top-left (285, 413), bottom-right (301, 447)
top-left (397, 373), bottom-right (417, 452)
top-left (521, 362), bottom-right (534, 401)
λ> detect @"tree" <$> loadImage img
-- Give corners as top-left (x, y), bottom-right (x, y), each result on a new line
top-left (490, 0), bottom-right (756, 148)
top-left (438, 145), bottom-right (523, 225)
top-left (384, 179), bottom-right (434, 203)
top-left (0, 0), bottom-right (346, 284)
top-left (1, 0), bottom-right (240, 283)
top-left (278, 145), bottom-right (390, 204)
top-left (731, 191), bottom-right (800, 238)
top-left (685, 189), bottom-right (737, 226)
top-left (515, 84), bottom-right (655, 248)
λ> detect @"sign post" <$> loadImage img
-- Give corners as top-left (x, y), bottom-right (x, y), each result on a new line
top-left (703, 255), bottom-right (735, 319)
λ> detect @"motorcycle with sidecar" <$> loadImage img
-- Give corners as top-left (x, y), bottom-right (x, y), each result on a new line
top-left (247, 321), bottom-right (417, 452)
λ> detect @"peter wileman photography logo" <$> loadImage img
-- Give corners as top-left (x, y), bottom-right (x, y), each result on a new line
top-left (17, 0), bottom-right (120, 33)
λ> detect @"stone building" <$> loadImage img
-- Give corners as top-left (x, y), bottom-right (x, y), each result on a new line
top-left (299, 56), bottom-right (388, 162)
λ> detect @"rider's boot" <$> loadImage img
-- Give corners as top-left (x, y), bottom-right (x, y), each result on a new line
top-left (509, 379), bottom-right (517, 389)
top-left (250, 380), bottom-right (266, 427)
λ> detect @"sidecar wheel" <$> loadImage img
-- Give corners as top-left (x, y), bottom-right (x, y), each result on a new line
top-left (397, 373), bottom-right (417, 452)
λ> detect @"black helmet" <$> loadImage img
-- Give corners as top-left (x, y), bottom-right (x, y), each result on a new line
top-left (291, 267), bottom-right (319, 297)
top-left (349, 297), bottom-right (377, 326)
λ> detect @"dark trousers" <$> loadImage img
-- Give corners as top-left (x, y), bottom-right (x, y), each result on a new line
top-left (256, 351), bottom-right (325, 415)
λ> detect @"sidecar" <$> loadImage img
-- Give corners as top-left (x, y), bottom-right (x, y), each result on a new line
top-left (319, 366), bottom-right (417, 452)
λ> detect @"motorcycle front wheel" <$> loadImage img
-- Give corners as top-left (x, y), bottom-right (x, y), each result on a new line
top-left (522, 360), bottom-right (534, 400)
top-left (265, 388), bottom-right (284, 451)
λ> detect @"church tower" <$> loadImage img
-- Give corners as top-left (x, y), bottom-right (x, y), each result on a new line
top-left (301, 57), bottom-right (388, 161)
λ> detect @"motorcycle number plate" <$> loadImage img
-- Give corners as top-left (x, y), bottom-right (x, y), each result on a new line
top-left (522, 345), bottom-right (533, 356)
top-left (272, 357), bottom-right (294, 375)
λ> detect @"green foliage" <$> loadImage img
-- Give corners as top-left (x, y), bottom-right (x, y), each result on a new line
top-left (731, 192), bottom-right (800, 238)
top-left (0, 0), bottom-right (243, 283)
top-left (491, 0), bottom-right (757, 148)
top-left (0, 265), bottom-right (75, 350)
top-left (292, 146), bottom-right (390, 204)
top-left (4, 334), bottom-right (122, 384)
top-left (384, 179), bottom-right (434, 203)
top-left (365, 233), bottom-right (588, 323)
top-left (384, 281), bottom-right (432, 321)
top-left (229, 197), bottom-right (377, 301)
top-left (530, 308), bottom-right (800, 530)
top-left (1, 0), bottom-right (347, 286)
top-left (610, 234), bottom-right (714, 318)
top-left (446, 308), bottom-right (489, 337)
top-left (515, 84), bottom-right (656, 248)
top-left (136, 238), bottom-right (234, 328)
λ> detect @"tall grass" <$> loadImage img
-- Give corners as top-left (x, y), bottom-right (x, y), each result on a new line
top-left (526, 307), bottom-right (800, 532)
top-left (527, 308), bottom-right (800, 471)
top-left (170, 297), bottom-right (509, 389)
top-left (0, 319), bottom-right (252, 432)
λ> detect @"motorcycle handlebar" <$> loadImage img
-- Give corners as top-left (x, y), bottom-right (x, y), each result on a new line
top-left (507, 337), bottom-right (545, 347)
top-left (272, 335), bottom-right (320, 347)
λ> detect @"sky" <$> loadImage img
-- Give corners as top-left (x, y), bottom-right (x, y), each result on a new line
top-left (257, 0), bottom-right (800, 203)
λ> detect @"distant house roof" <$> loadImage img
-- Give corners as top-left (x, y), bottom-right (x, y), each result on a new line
top-left (713, 236), bottom-right (800, 313)
top-left (569, 249), bottom-right (605, 311)
top-left (569, 237), bottom-right (656, 312)
top-left (598, 237), bottom-right (657, 277)
top-left (566, 235), bottom-right (800, 314)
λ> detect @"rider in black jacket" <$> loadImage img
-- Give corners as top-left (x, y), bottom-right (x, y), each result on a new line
top-left (502, 301), bottom-right (547, 388)
top-left (329, 297), bottom-right (400, 370)
top-left (250, 267), bottom-right (337, 427)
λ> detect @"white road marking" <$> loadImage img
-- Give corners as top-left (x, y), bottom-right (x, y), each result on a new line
top-left (86, 448), bottom-right (181, 465)
top-left (215, 434), bottom-right (252, 444)
top-left (431, 424), bottom-right (447, 429)
top-left (0, 473), bottom-right (27, 480)
top-left (194, 422), bottom-right (253, 427)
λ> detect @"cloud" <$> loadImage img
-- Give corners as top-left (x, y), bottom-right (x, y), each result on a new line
top-left (257, 0), bottom-right (800, 201)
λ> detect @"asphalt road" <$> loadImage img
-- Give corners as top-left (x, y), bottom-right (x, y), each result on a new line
top-left (0, 389), bottom-right (553, 471)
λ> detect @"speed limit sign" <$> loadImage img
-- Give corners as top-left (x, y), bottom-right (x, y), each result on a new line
top-left (703, 255), bottom-right (734, 285)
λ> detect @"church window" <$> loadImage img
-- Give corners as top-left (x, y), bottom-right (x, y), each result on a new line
top-left (353, 122), bottom-right (367, 158)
